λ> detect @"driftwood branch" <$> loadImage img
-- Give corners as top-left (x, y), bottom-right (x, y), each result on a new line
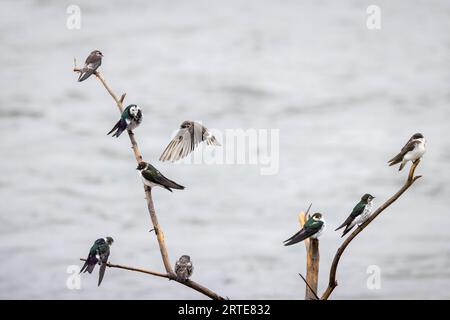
top-left (74, 65), bottom-right (224, 300)
top-left (79, 259), bottom-right (223, 300)
top-left (320, 160), bottom-right (423, 300)
top-left (298, 204), bottom-right (319, 300)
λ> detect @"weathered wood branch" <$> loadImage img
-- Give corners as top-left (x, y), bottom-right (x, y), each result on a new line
top-left (298, 204), bottom-right (319, 300)
top-left (79, 259), bottom-right (223, 300)
top-left (74, 65), bottom-right (225, 300)
top-left (320, 160), bottom-right (423, 300)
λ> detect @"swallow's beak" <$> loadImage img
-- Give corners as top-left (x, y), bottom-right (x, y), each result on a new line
top-left (136, 166), bottom-right (140, 170)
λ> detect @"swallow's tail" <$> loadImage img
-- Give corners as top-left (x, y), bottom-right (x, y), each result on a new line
top-left (78, 68), bottom-right (94, 82)
top-left (107, 119), bottom-right (127, 138)
top-left (98, 263), bottom-right (107, 286)
top-left (341, 224), bottom-right (355, 237)
top-left (335, 215), bottom-right (353, 231)
top-left (80, 256), bottom-right (97, 274)
top-left (388, 153), bottom-right (403, 166)
top-left (398, 160), bottom-right (407, 171)
top-left (283, 229), bottom-right (308, 246)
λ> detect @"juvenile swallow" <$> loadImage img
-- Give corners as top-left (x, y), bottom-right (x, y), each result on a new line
top-left (159, 121), bottom-right (221, 162)
top-left (388, 133), bottom-right (426, 171)
top-left (283, 213), bottom-right (325, 246)
top-left (78, 50), bottom-right (103, 82)
top-left (175, 255), bottom-right (194, 282)
top-left (80, 237), bottom-right (114, 286)
top-left (107, 104), bottom-right (143, 138)
top-left (136, 161), bottom-right (185, 192)
top-left (335, 194), bottom-right (375, 237)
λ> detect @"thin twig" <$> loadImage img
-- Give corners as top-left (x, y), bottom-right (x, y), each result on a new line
top-left (74, 64), bottom-right (225, 300)
top-left (298, 273), bottom-right (320, 300)
top-left (320, 160), bottom-right (423, 300)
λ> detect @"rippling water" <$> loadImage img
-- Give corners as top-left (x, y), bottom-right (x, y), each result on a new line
top-left (1, 0), bottom-right (450, 299)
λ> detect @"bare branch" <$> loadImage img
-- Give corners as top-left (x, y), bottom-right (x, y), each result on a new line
top-left (321, 160), bottom-right (423, 300)
top-left (74, 64), bottom-right (224, 300)
top-left (298, 273), bottom-right (319, 300)
top-left (79, 259), bottom-right (224, 300)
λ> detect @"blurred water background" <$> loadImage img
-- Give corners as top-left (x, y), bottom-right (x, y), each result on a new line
top-left (1, 0), bottom-right (449, 299)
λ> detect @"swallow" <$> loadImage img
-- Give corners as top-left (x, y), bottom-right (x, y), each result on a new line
top-left (136, 161), bottom-right (185, 192)
top-left (175, 255), bottom-right (194, 282)
top-left (388, 133), bottom-right (426, 171)
top-left (80, 237), bottom-right (114, 286)
top-left (159, 121), bottom-right (221, 162)
top-left (107, 104), bottom-right (143, 138)
top-left (335, 193), bottom-right (375, 237)
top-left (78, 50), bottom-right (103, 82)
top-left (284, 213), bottom-right (325, 246)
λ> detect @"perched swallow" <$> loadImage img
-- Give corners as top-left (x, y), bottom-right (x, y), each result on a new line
top-left (388, 133), bottom-right (426, 171)
top-left (335, 194), bottom-right (375, 237)
top-left (80, 237), bottom-right (114, 286)
top-left (136, 161), bottom-right (185, 192)
top-left (78, 50), bottom-right (103, 82)
top-left (283, 213), bottom-right (325, 246)
top-left (107, 104), bottom-right (143, 138)
top-left (159, 121), bottom-right (221, 162)
top-left (175, 255), bottom-right (194, 282)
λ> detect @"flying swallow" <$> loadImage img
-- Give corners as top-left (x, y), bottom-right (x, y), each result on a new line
top-left (159, 121), bottom-right (220, 162)
top-left (78, 50), bottom-right (103, 82)
top-left (80, 237), bottom-right (114, 286)
top-left (175, 255), bottom-right (194, 282)
top-left (107, 104), bottom-right (143, 138)
top-left (284, 213), bottom-right (325, 246)
top-left (335, 194), bottom-right (375, 237)
top-left (136, 161), bottom-right (185, 192)
top-left (388, 133), bottom-right (426, 171)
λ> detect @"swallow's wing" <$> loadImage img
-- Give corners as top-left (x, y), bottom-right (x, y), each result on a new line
top-left (388, 139), bottom-right (417, 165)
top-left (335, 214), bottom-right (355, 231)
top-left (284, 219), bottom-right (323, 246)
top-left (283, 227), bottom-right (316, 246)
top-left (159, 126), bottom-right (193, 162)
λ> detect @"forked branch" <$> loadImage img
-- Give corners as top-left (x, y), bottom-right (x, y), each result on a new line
top-left (74, 65), bottom-right (224, 300)
top-left (321, 160), bottom-right (422, 299)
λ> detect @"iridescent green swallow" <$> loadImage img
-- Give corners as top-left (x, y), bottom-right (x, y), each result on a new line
top-left (107, 104), bottom-right (143, 138)
top-left (136, 161), bottom-right (185, 192)
top-left (80, 237), bottom-right (114, 286)
top-left (335, 194), bottom-right (374, 237)
top-left (284, 213), bottom-right (325, 246)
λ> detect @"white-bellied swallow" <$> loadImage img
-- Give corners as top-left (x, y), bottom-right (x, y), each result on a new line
top-left (159, 121), bottom-right (221, 162)
top-left (136, 161), bottom-right (185, 192)
top-left (78, 50), bottom-right (103, 82)
top-left (283, 213), bottom-right (325, 246)
top-left (107, 104), bottom-right (143, 138)
top-left (388, 133), bottom-right (426, 171)
top-left (80, 237), bottom-right (114, 286)
top-left (335, 193), bottom-right (375, 237)
top-left (175, 255), bottom-right (194, 282)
